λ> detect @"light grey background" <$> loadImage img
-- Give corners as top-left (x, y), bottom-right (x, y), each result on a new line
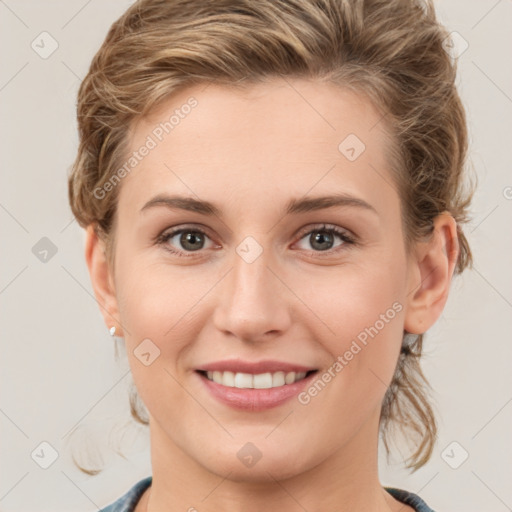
top-left (1, 1), bottom-right (511, 511)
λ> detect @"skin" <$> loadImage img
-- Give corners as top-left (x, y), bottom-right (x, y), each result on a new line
top-left (85, 78), bottom-right (459, 512)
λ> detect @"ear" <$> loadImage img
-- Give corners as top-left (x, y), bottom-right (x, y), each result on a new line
top-left (84, 224), bottom-right (124, 337)
top-left (404, 213), bottom-right (459, 334)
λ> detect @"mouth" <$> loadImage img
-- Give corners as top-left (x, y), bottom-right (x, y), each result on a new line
top-left (196, 369), bottom-right (318, 389)
top-left (194, 359), bottom-right (320, 410)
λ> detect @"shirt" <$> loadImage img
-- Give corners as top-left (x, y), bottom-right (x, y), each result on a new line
top-left (98, 476), bottom-right (436, 511)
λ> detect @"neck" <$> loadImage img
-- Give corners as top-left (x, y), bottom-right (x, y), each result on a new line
top-left (141, 409), bottom-right (404, 512)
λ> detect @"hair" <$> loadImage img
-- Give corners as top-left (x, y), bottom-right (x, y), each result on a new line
top-left (68, 0), bottom-right (474, 474)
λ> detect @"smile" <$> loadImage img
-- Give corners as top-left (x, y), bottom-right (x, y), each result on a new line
top-left (199, 370), bottom-right (317, 389)
top-left (194, 359), bottom-right (320, 410)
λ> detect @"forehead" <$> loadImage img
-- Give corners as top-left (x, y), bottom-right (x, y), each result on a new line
top-left (119, 78), bottom-right (398, 219)
top-left (133, 78), bottom-right (386, 157)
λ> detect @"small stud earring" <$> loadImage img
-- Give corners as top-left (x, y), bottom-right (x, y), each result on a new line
top-left (109, 326), bottom-right (116, 337)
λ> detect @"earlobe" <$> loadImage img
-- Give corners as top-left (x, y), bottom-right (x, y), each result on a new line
top-left (404, 213), bottom-right (459, 335)
top-left (84, 225), bottom-right (124, 337)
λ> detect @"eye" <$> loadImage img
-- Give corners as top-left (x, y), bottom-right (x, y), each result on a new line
top-left (294, 224), bottom-right (355, 253)
top-left (156, 226), bottom-right (217, 257)
top-left (156, 223), bottom-right (355, 258)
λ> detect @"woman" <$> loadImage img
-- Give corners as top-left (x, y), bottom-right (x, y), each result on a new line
top-left (67, 0), bottom-right (473, 510)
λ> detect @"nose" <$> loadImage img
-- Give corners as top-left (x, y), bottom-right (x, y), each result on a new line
top-left (212, 245), bottom-right (292, 343)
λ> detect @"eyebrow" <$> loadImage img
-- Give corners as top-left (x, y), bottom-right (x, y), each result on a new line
top-left (140, 193), bottom-right (378, 217)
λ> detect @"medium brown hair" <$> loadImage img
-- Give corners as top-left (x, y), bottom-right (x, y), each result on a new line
top-left (68, 0), bottom-right (473, 473)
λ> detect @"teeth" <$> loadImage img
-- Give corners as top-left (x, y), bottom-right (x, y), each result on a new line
top-left (234, 372), bottom-right (253, 388)
top-left (272, 371), bottom-right (285, 387)
top-left (222, 371), bottom-right (235, 387)
top-left (204, 370), bottom-right (309, 388)
top-left (285, 372), bottom-right (296, 384)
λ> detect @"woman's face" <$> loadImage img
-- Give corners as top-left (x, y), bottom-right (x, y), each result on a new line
top-left (95, 79), bottom-right (424, 480)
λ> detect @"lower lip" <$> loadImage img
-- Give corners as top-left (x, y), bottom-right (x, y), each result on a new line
top-left (196, 371), bottom-right (317, 411)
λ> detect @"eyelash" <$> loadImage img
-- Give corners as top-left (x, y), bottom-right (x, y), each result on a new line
top-left (155, 224), bottom-right (356, 258)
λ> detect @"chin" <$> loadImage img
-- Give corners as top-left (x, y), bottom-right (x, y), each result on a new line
top-left (212, 460), bottom-right (304, 484)
top-left (198, 443), bottom-right (312, 483)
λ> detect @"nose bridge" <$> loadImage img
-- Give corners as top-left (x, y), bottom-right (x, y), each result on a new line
top-left (232, 246), bottom-right (272, 303)
top-left (213, 238), bottom-right (291, 340)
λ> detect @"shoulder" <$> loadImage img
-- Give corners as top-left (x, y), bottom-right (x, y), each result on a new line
top-left (99, 476), bottom-right (152, 512)
top-left (384, 487), bottom-right (437, 512)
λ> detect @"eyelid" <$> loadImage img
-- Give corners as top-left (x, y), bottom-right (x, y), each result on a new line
top-left (294, 223), bottom-right (355, 242)
top-left (157, 223), bottom-right (214, 241)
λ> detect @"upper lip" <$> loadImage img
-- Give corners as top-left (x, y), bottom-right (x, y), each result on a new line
top-left (197, 359), bottom-right (317, 374)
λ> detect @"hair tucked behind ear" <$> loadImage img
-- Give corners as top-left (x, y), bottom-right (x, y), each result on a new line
top-left (68, 0), bottom-right (473, 474)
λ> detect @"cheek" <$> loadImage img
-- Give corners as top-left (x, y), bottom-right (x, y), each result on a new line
top-left (296, 257), bottom-right (405, 347)
top-left (114, 265), bottom-right (199, 423)
top-left (114, 259), bottom-right (222, 386)
top-left (292, 254), bottom-right (406, 409)
top-left (115, 253), bottom-right (200, 337)
top-left (113, 258), bottom-right (178, 368)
